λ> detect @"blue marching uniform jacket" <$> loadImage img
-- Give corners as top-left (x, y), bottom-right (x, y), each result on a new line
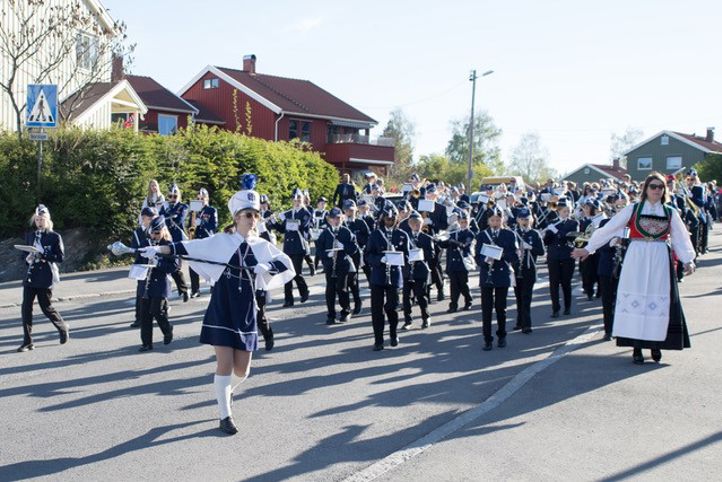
top-left (404, 230), bottom-right (434, 281)
top-left (513, 227), bottom-right (545, 280)
top-left (543, 219), bottom-right (579, 261)
top-left (366, 228), bottom-right (410, 288)
top-left (160, 202), bottom-right (189, 242)
top-left (475, 228), bottom-right (519, 287)
top-left (22, 230), bottom-right (64, 289)
top-left (272, 208), bottom-right (312, 256)
top-left (315, 226), bottom-right (358, 275)
top-left (194, 205), bottom-right (218, 239)
top-left (139, 240), bottom-right (179, 299)
top-left (440, 229), bottom-right (475, 273)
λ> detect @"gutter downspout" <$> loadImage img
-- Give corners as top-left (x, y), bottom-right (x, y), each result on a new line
top-left (274, 112), bottom-right (285, 141)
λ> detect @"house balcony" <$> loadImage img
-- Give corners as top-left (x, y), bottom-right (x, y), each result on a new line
top-left (323, 136), bottom-right (396, 174)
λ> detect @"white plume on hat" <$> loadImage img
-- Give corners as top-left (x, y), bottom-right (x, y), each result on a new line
top-left (35, 204), bottom-right (49, 216)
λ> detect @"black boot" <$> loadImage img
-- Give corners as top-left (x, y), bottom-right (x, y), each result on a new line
top-left (219, 416), bottom-right (238, 435)
top-left (633, 347), bottom-right (644, 364)
top-left (651, 349), bottom-right (662, 362)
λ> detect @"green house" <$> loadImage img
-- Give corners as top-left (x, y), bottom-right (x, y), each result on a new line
top-left (624, 128), bottom-right (722, 181)
top-left (563, 162), bottom-right (628, 187)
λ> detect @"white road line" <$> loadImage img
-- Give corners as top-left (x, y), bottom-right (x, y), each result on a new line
top-left (343, 323), bottom-right (602, 482)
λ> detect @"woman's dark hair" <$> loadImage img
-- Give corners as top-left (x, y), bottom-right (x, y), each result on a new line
top-left (640, 172), bottom-right (669, 204)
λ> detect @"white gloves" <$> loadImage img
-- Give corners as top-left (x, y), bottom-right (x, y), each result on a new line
top-left (381, 256), bottom-right (388, 264)
top-left (195, 218), bottom-right (202, 227)
top-left (327, 251), bottom-right (335, 258)
top-left (485, 256), bottom-right (494, 264)
top-left (254, 262), bottom-right (271, 274)
top-left (336, 242), bottom-right (344, 250)
top-left (139, 246), bottom-right (162, 259)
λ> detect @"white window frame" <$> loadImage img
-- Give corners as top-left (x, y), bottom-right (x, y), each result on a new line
top-left (203, 78), bottom-right (220, 89)
top-left (666, 156), bottom-right (682, 170)
top-left (661, 135), bottom-right (669, 146)
top-left (637, 157), bottom-right (653, 171)
top-left (158, 114), bottom-right (178, 136)
top-left (76, 31), bottom-right (99, 71)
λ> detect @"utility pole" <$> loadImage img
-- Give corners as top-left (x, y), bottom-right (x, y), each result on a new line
top-left (467, 69), bottom-right (494, 193)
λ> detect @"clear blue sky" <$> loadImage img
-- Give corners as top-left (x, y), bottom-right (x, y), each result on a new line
top-left (103, 0), bottom-right (722, 175)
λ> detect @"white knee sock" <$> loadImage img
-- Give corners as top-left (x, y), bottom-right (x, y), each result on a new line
top-left (213, 374), bottom-right (232, 420)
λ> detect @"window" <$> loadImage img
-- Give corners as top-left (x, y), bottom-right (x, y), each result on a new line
top-left (301, 121), bottom-right (311, 142)
top-left (111, 113), bottom-right (135, 128)
top-left (289, 120), bottom-right (298, 139)
top-left (637, 157), bottom-right (653, 171)
top-left (76, 32), bottom-right (99, 70)
top-left (203, 78), bottom-right (219, 89)
top-left (666, 156), bottom-right (682, 170)
top-left (158, 114), bottom-right (178, 136)
top-left (661, 135), bottom-right (669, 146)
top-left (583, 168), bottom-right (590, 174)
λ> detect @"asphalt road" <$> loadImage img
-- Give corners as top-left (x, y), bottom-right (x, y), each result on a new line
top-left (0, 231), bottom-right (720, 481)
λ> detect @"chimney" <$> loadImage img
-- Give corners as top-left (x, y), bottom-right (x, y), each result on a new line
top-left (111, 54), bottom-right (124, 82)
top-left (243, 54), bottom-right (257, 74)
top-left (706, 127), bottom-right (715, 142)
top-left (612, 157), bottom-right (620, 170)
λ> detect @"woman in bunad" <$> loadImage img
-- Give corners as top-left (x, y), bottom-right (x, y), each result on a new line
top-left (573, 172), bottom-right (696, 364)
top-left (138, 179), bottom-right (165, 225)
top-left (139, 174), bottom-right (295, 434)
top-left (17, 205), bottom-right (69, 352)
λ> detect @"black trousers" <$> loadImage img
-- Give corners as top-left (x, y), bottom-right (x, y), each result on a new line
top-left (513, 273), bottom-right (535, 330)
top-left (371, 284), bottom-right (399, 346)
top-left (580, 254), bottom-right (599, 296)
top-left (349, 254), bottom-right (362, 305)
top-left (189, 267), bottom-right (201, 294)
top-left (548, 259), bottom-right (575, 312)
top-left (140, 297), bottom-right (172, 348)
top-left (429, 257), bottom-right (444, 295)
top-left (134, 282), bottom-right (144, 324)
top-left (598, 275), bottom-right (618, 335)
top-left (481, 286), bottom-right (508, 342)
top-left (255, 291), bottom-right (272, 342)
top-left (171, 262), bottom-right (188, 296)
top-left (448, 271), bottom-right (472, 309)
top-left (284, 254), bottom-right (309, 304)
top-left (324, 271), bottom-right (350, 318)
top-left (403, 278), bottom-right (429, 322)
top-left (21, 287), bottom-right (68, 344)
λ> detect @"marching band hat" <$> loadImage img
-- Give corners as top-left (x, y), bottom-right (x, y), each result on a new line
top-left (584, 198), bottom-right (601, 210)
top-left (199, 187), bottom-right (209, 198)
top-left (169, 183), bottom-right (180, 194)
top-left (342, 199), bottom-right (357, 210)
top-left (457, 200), bottom-right (470, 210)
top-left (35, 204), bottom-right (49, 216)
top-left (410, 173), bottom-right (420, 182)
top-left (228, 173), bottom-right (261, 215)
top-left (458, 210), bottom-right (469, 220)
top-left (357, 199), bottom-right (368, 207)
top-left (425, 183), bottom-right (437, 193)
top-left (686, 168), bottom-right (698, 177)
top-left (150, 216), bottom-right (166, 232)
top-left (327, 207), bottom-right (343, 218)
top-left (409, 210), bottom-right (422, 220)
top-left (517, 207), bottom-right (532, 218)
top-left (488, 206), bottom-right (504, 218)
top-left (364, 171), bottom-right (376, 178)
top-left (381, 202), bottom-right (398, 218)
top-left (140, 206), bottom-right (157, 218)
top-left (317, 196), bottom-right (328, 203)
top-left (259, 194), bottom-right (269, 204)
top-left (292, 188), bottom-right (304, 200)
top-left (519, 196), bottom-right (529, 205)
top-left (556, 198), bottom-right (569, 208)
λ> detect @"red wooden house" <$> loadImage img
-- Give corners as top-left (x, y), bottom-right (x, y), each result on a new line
top-left (178, 55), bottom-right (395, 175)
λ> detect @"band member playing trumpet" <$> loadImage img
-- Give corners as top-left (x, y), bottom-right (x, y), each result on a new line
top-left (512, 208), bottom-right (545, 334)
top-left (402, 211), bottom-right (434, 329)
top-left (17, 205), bottom-right (69, 352)
top-left (189, 188), bottom-right (218, 298)
top-left (316, 208), bottom-right (358, 324)
top-left (543, 198), bottom-right (578, 317)
top-left (366, 203), bottom-right (410, 351)
top-left (475, 207), bottom-right (519, 351)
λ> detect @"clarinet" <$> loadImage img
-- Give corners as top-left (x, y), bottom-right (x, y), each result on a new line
top-left (385, 230), bottom-right (393, 285)
top-left (331, 229), bottom-right (339, 279)
top-left (144, 239), bottom-right (158, 298)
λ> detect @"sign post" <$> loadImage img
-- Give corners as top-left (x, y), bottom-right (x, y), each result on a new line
top-left (26, 84), bottom-right (58, 201)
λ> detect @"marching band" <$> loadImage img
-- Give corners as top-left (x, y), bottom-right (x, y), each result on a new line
top-left (15, 167), bottom-right (718, 435)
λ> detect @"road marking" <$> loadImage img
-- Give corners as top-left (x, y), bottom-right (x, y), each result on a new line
top-left (343, 322), bottom-right (601, 482)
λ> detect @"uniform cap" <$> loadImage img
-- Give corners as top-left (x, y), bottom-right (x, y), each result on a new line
top-left (140, 206), bottom-right (157, 218)
top-left (342, 199), bottom-right (357, 210)
top-left (327, 207), bottom-right (343, 218)
top-left (150, 216), bottom-right (166, 232)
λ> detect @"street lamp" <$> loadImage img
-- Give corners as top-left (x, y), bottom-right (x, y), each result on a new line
top-left (467, 69), bottom-right (494, 193)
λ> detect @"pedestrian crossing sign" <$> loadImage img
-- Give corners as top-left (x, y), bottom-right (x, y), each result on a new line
top-left (26, 84), bottom-right (58, 128)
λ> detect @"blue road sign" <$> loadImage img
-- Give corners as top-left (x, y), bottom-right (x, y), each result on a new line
top-left (26, 84), bottom-right (58, 128)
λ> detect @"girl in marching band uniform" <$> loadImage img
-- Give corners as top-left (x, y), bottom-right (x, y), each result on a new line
top-left (574, 172), bottom-right (696, 364)
top-left (140, 174), bottom-right (294, 434)
top-left (543, 198), bottom-right (579, 317)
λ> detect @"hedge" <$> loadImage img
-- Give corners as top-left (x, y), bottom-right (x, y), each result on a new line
top-left (0, 124), bottom-right (339, 247)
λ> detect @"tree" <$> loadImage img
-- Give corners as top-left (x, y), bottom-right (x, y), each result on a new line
top-left (0, 0), bottom-right (133, 135)
top-left (696, 154), bottom-right (722, 184)
top-left (610, 127), bottom-right (644, 169)
top-left (445, 110), bottom-right (503, 174)
top-left (507, 132), bottom-right (557, 184)
top-left (382, 108), bottom-right (415, 182)
top-left (416, 153), bottom-right (493, 188)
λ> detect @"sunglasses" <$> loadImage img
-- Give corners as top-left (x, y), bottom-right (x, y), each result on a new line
top-left (240, 211), bottom-right (259, 219)
top-left (648, 184), bottom-right (665, 190)
top-left (168, 194), bottom-right (178, 199)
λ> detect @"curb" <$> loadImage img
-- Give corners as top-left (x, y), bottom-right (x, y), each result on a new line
top-left (0, 288), bottom-right (136, 309)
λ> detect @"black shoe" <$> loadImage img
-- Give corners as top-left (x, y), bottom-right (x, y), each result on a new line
top-left (59, 330), bottom-right (69, 345)
top-left (339, 312), bottom-right (351, 323)
top-left (190, 291), bottom-right (201, 298)
top-left (326, 317), bottom-right (336, 325)
top-left (603, 333), bottom-right (612, 341)
top-left (17, 343), bottom-right (34, 352)
top-left (437, 292), bottom-right (445, 302)
top-left (282, 301), bottom-right (294, 308)
top-left (373, 344), bottom-right (384, 351)
top-left (390, 336), bottom-right (399, 347)
top-left (129, 321), bottom-right (141, 328)
top-left (522, 328), bottom-right (533, 334)
top-left (219, 416), bottom-right (238, 435)
top-left (163, 332), bottom-right (173, 345)
top-left (586, 293), bottom-right (593, 301)
top-left (563, 308), bottom-right (571, 315)
top-left (651, 349), bottom-right (662, 363)
top-left (513, 324), bottom-right (522, 331)
top-left (353, 302), bottom-right (362, 315)
top-left (497, 338), bottom-right (507, 348)
top-left (463, 301), bottom-right (473, 311)
top-left (446, 306), bottom-right (458, 313)
top-left (421, 318), bottom-right (430, 329)
top-left (182, 292), bottom-right (189, 303)
top-left (401, 320), bottom-right (412, 330)
top-left (482, 341), bottom-right (493, 351)
top-left (551, 311), bottom-right (560, 318)
top-left (632, 348), bottom-right (644, 365)
top-left (138, 345), bottom-right (153, 352)
top-left (300, 292), bottom-right (309, 303)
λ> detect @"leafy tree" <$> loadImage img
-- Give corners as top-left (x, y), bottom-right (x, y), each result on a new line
top-left (507, 132), bottom-right (557, 184)
top-left (445, 110), bottom-right (503, 174)
top-left (696, 154), bottom-right (722, 183)
top-left (610, 127), bottom-right (644, 169)
top-left (382, 108), bottom-right (415, 182)
top-left (416, 153), bottom-right (493, 189)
